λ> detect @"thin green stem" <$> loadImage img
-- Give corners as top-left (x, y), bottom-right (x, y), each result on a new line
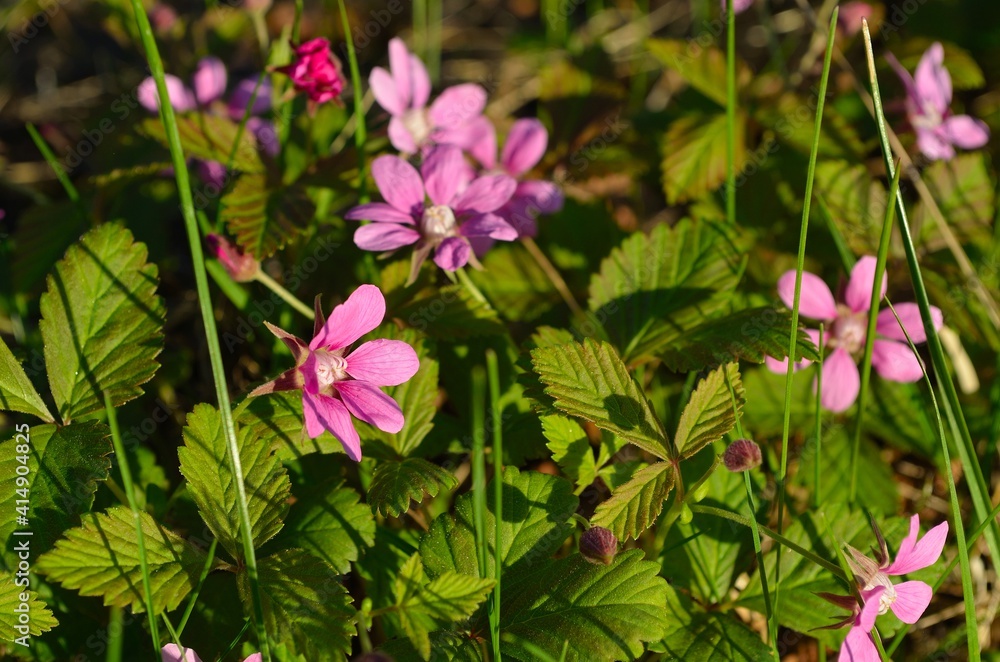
top-left (486, 350), bottom-right (503, 662)
top-left (176, 538), bottom-right (218, 638)
top-left (849, 159), bottom-right (902, 504)
top-left (254, 271), bottom-right (314, 319)
top-left (725, 0), bottom-right (736, 226)
top-left (291, 0), bottom-right (303, 43)
top-left (471, 366), bottom-right (488, 580)
top-left (106, 607), bottom-right (124, 662)
top-left (26, 123), bottom-right (82, 207)
top-left (337, 0), bottom-right (368, 204)
top-left (125, 3), bottom-right (271, 659)
top-left (104, 394), bottom-right (160, 658)
top-left (812, 323), bottom-right (824, 509)
top-left (413, 0), bottom-right (427, 65)
top-left (428, 0), bottom-right (442, 82)
top-left (457, 266), bottom-right (489, 305)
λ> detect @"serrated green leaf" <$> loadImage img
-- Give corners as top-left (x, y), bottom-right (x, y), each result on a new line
top-left (36, 506), bottom-right (206, 614)
top-left (0, 422), bottom-right (111, 571)
top-left (240, 549), bottom-right (355, 660)
top-left (11, 201), bottom-right (88, 293)
top-left (237, 391), bottom-right (346, 459)
top-left (646, 39), bottom-right (752, 107)
top-left (674, 363), bottom-right (743, 459)
top-left (754, 89), bottom-right (867, 160)
top-left (659, 583), bottom-right (770, 660)
top-left (661, 113), bottom-right (747, 205)
top-left (816, 160), bottom-right (887, 256)
top-left (379, 630), bottom-right (482, 661)
top-left (915, 153), bottom-right (995, 248)
top-left (141, 115), bottom-right (265, 174)
top-left (541, 415), bottom-right (598, 492)
top-left (470, 243), bottom-right (561, 322)
top-left (368, 458), bottom-right (457, 518)
top-left (421, 467), bottom-right (578, 580)
top-left (591, 462), bottom-right (674, 541)
top-left (0, 576), bottom-right (57, 640)
top-left (531, 339), bottom-right (670, 459)
top-left (587, 220), bottom-right (746, 364)
top-left (179, 404), bottom-right (290, 560)
top-left (39, 223), bottom-right (165, 422)
top-left (0, 336), bottom-right (53, 421)
top-left (395, 284), bottom-right (505, 339)
top-left (498, 551), bottom-right (668, 661)
top-left (656, 307), bottom-right (820, 372)
top-left (273, 481), bottom-right (374, 574)
top-left (221, 173), bottom-right (314, 259)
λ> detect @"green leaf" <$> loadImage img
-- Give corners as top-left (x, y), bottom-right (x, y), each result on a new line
top-left (587, 220), bottom-right (746, 363)
top-left (674, 363), bottom-right (743, 459)
top-left (0, 336), bottom-right (53, 421)
top-left (816, 160), bottom-right (887, 256)
top-left (754, 90), bottom-right (867, 160)
top-left (914, 153), bottom-right (995, 247)
top-left (656, 307), bottom-right (820, 372)
top-left (661, 113), bottom-right (747, 205)
top-left (141, 114), bottom-right (265, 174)
top-left (394, 284), bottom-right (506, 339)
top-left (591, 462), bottom-right (675, 541)
top-left (221, 173), bottom-right (314, 259)
top-left (179, 404), bottom-right (291, 560)
top-left (498, 551), bottom-right (668, 661)
top-left (531, 339), bottom-right (671, 459)
top-left (39, 223), bottom-right (165, 422)
top-left (541, 415), bottom-right (598, 492)
top-left (241, 549), bottom-right (355, 660)
top-left (36, 506), bottom-right (206, 614)
top-left (368, 458), bottom-right (457, 518)
top-left (0, 422), bottom-right (111, 571)
top-left (237, 391), bottom-right (346, 459)
top-left (470, 243), bottom-right (561, 322)
top-left (646, 39), bottom-right (752, 107)
top-left (273, 481), bottom-right (375, 574)
top-left (421, 467), bottom-right (578, 579)
top-left (658, 583), bottom-right (770, 660)
top-left (0, 575), bottom-right (57, 640)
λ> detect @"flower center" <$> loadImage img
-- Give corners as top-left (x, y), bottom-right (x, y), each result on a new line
top-left (402, 108), bottom-right (433, 147)
top-left (313, 349), bottom-right (348, 391)
top-left (421, 205), bottom-right (458, 241)
top-left (831, 305), bottom-right (867, 355)
top-left (863, 572), bottom-right (897, 616)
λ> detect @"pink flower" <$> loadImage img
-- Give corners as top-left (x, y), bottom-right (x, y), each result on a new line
top-left (138, 56), bottom-right (228, 113)
top-left (277, 37), bottom-right (345, 105)
top-left (767, 256), bottom-right (943, 412)
top-left (206, 234), bottom-right (259, 282)
top-left (836, 587), bottom-right (885, 662)
top-left (248, 285), bottom-right (419, 461)
top-left (722, 0), bottom-right (753, 14)
top-left (162, 644), bottom-right (261, 662)
top-left (345, 146), bottom-right (517, 283)
top-left (370, 38), bottom-right (493, 163)
top-left (479, 118), bottom-right (563, 237)
top-left (887, 43), bottom-right (990, 161)
top-left (837, 2), bottom-right (872, 37)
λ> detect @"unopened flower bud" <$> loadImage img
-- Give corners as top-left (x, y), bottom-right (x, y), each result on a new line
top-left (277, 38), bottom-right (345, 105)
top-left (724, 438), bottom-right (762, 472)
top-left (206, 234), bottom-right (259, 282)
top-left (579, 526), bottom-right (618, 565)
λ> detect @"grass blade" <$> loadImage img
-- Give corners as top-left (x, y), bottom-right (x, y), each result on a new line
top-left (471, 366), bottom-right (488, 580)
top-left (725, 0), bottom-right (736, 226)
top-left (486, 349), bottom-right (503, 662)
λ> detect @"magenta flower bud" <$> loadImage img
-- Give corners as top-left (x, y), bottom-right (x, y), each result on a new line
top-left (277, 38), bottom-right (345, 105)
top-left (580, 526), bottom-right (618, 565)
top-left (723, 438), bottom-right (762, 472)
top-left (149, 4), bottom-right (177, 33)
top-left (206, 234), bottom-right (259, 282)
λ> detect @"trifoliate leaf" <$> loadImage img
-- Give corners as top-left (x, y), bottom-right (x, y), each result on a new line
top-left (531, 339), bottom-right (671, 460)
top-left (36, 506), bottom-right (206, 614)
top-left (659, 583), bottom-right (770, 660)
top-left (674, 363), bottom-right (743, 459)
top-left (661, 113), bottom-right (747, 204)
top-left (0, 575), bottom-right (57, 640)
top-left (179, 404), bottom-right (290, 560)
top-left (221, 172), bottom-right (314, 259)
top-left (591, 462), bottom-right (675, 541)
top-left (0, 422), bottom-right (111, 571)
top-left (39, 223), bottom-right (165, 422)
top-left (0, 336), bottom-right (53, 421)
top-left (368, 458), bottom-right (457, 518)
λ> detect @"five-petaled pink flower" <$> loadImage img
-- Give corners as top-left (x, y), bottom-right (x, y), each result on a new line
top-left (370, 38), bottom-right (493, 164)
top-left (767, 256), bottom-right (943, 412)
top-left (345, 146), bottom-right (517, 284)
top-left (249, 285), bottom-right (419, 461)
top-left (162, 644), bottom-right (261, 662)
top-left (480, 118), bottom-right (564, 237)
top-left (887, 43), bottom-right (990, 161)
top-left (278, 37), bottom-right (345, 105)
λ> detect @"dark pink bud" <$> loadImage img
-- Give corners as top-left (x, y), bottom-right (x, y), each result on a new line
top-left (277, 37), bottom-right (345, 105)
top-left (580, 526), bottom-right (618, 565)
top-left (723, 438), bottom-right (762, 472)
top-left (206, 234), bottom-right (259, 282)
top-left (149, 3), bottom-right (177, 33)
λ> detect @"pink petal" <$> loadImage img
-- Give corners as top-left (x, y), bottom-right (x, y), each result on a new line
top-left (886, 51), bottom-right (917, 105)
top-left (434, 237), bottom-right (471, 271)
top-left (387, 38), bottom-right (412, 109)
top-left (161, 644), bottom-right (203, 662)
top-left (917, 126), bottom-right (956, 161)
top-left (871, 339), bottom-right (923, 382)
top-left (460, 213), bottom-right (518, 241)
top-left (886, 516), bottom-right (949, 575)
top-left (243, 656), bottom-right (263, 662)
top-left (196, 160), bottom-right (227, 189)
top-left (428, 84), bottom-right (487, 127)
top-left (914, 43), bottom-right (951, 117)
top-left (502, 118), bottom-right (549, 176)
top-left (370, 66), bottom-right (405, 116)
top-left (941, 115), bottom-right (990, 150)
top-left (876, 303), bottom-right (942, 343)
top-left (354, 223), bottom-right (421, 252)
top-left (409, 54), bottom-right (431, 109)
top-left (311, 284), bottom-right (386, 350)
top-left (421, 146), bottom-right (466, 206)
top-left (387, 116), bottom-right (418, 153)
top-left (247, 117), bottom-right (279, 157)
top-left (462, 116), bottom-right (499, 168)
top-left (138, 75), bottom-right (194, 113)
top-left (514, 179), bottom-right (564, 215)
top-left (838, 627), bottom-right (879, 662)
top-left (453, 175), bottom-right (517, 214)
top-left (889, 581), bottom-right (933, 624)
top-left (192, 56), bottom-right (227, 105)
top-left (302, 392), bottom-right (362, 460)
top-left (227, 76), bottom-right (272, 118)
top-left (346, 339), bottom-right (420, 386)
top-left (371, 155), bottom-right (425, 215)
top-left (777, 270), bottom-right (838, 320)
top-left (845, 256), bottom-right (886, 313)
top-left (820, 347), bottom-right (860, 412)
top-left (334, 380), bottom-right (405, 433)
top-left (345, 202), bottom-right (417, 224)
